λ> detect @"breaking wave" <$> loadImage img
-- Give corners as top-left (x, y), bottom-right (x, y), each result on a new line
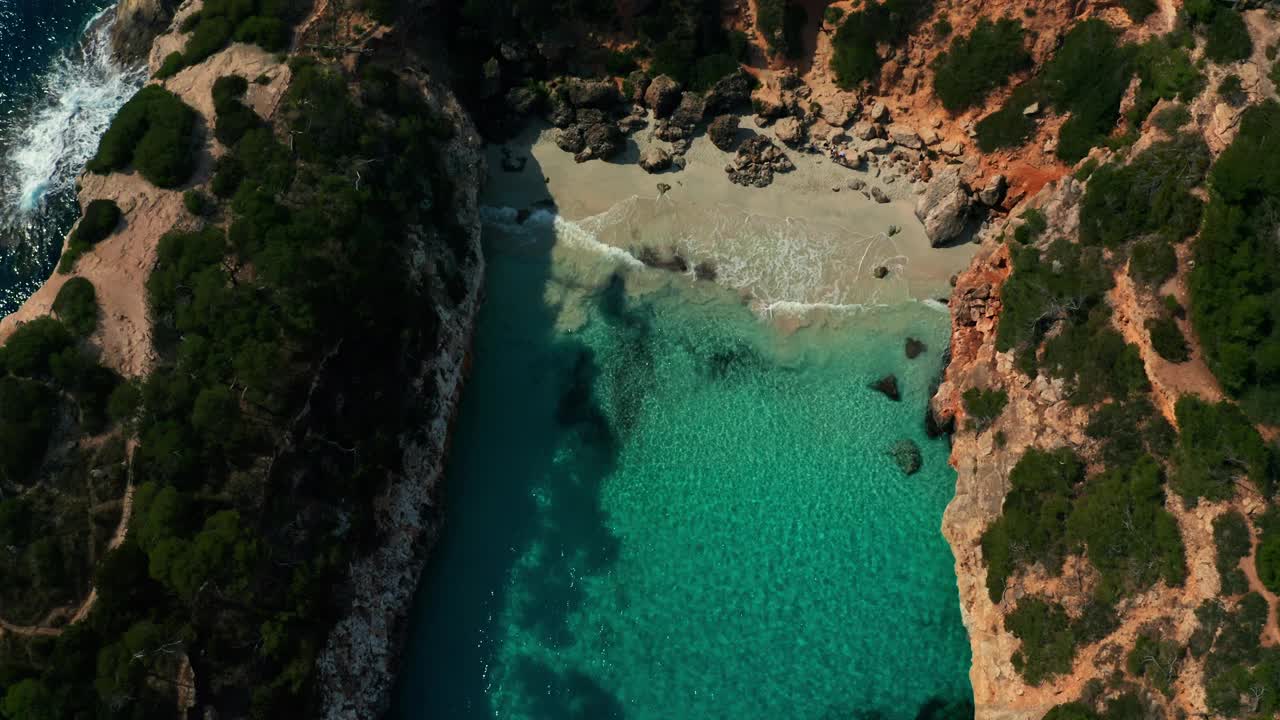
top-left (0, 5), bottom-right (145, 314)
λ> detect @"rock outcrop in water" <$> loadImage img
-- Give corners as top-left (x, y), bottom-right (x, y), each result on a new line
top-left (889, 439), bottom-right (923, 476)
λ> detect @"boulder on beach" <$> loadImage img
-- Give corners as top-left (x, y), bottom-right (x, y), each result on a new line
top-left (888, 439), bottom-right (923, 476)
top-left (873, 266), bottom-right (889, 279)
top-left (708, 114), bottom-right (741, 151)
top-left (905, 337), bottom-right (927, 359)
top-left (871, 186), bottom-right (890, 204)
top-left (774, 116), bottom-right (806, 146)
top-left (640, 145), bottom-right (672, 173)
top-left (564, 77), bottom-right (620, 108)
top-left (644, 74), bottom-right (683, 118)
top-left (705, 69), bottom-right (755, 114)
top-left (915, 169), bottom-right (972, 246)
top-left (870, 374), bottom-right (901, 401)
top-left (573, 123), bottom-right (623, 163)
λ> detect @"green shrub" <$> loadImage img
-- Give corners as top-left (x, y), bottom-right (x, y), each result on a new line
top-left (823, 6), bottom-right (843, 25)
top-left (60, 199), bottom-right (122, 273)
top-left (1147, 316), bottom-right (1190, 362)
top-left (996, 240), bottom-right (1113, 355)
top-left (981, 447), bottom-right (1084, 601)
top-left (212, 74), bottom-right (249, 106)
top-left (1217, 74), bottom-right (1247, 106)
top-left (1129, 238), bottom-right (1178, 287)
top-left (1007, 597), bottom-right (1078, 684)
top-left (1078, 133), bottom-right (1210, 248)
top-left (1041, 304), bottom-right (1149, 405)
top-left (0, 377), bottom-right (57, 484)
top-left (1171, 395), bottom-right (1268, 503)
top-left (184, 16), bottom-right (234, 66)
top-left (183, 189), bottom-right (212, 216)
top-left (1126, 632), bottom-right (1183, 696)
top-left (234, 16), bottom-right (289, 51)
top-left (1086, 397), bottom-right (1175, 468)
top-left (604, 49), bottom-right (637, 75)
top-left (1121, 0), bottom-right (1156, 21)
top-left (962, 386), bottom-right (1007, 431)
top-left (86, 85), bottom-right (197, 188)
top-left (155, 51), bottom-right (185, 79)
top-left (1213, 511), bottom-right (1252, 596)
top-left (214, 97), bottom-right (260, 146)
top-left (179, 11), bottom-right (202, 33)
top-left (975, 101), bottom-right (1035, 151)
top-left (1067, 455), bottom-right (1186, 599)
top-left (1204, 9), bottom-right (1253, 64)
top-left (52, 277), bottom-right (100, 337)
top-left (1131, 37), bottom-right (1204, 124)
top-left (3, 317), bottom-right (74, 378)
top-left (1151, 104), bottom-right (1191, 133)
top-left (1014, 207), bottom-right (1047, 244)
top-left (1043, 20), bottom-right (1135, 162)
top-left (931, 18), bottom-right (1030, 112)
top-left (831, 0), bottom-right (933, 88)
top-left (1189, 102), bottom-right (1280, 409)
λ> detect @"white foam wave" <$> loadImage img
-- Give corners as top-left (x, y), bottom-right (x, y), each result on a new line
top-left (480, 204), bottom-right (645, 269)
top-left (1, 7), bottom-right (146, 217)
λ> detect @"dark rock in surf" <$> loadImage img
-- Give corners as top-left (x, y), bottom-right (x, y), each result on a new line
top-left (870, 374), bottom-right (901, 401)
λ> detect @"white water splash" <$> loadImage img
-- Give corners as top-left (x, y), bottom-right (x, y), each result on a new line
top-left (1, 7), bottom-right (146, 218)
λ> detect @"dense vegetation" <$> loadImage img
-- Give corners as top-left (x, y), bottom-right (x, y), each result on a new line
top-left (0, 37), bottom-right (474, 715)
top-left (1189, 101), bottom-right (1280, 423)
top-left (756, 0), bottom-right (806, 59)
top-left (931, 19), bottom-right (1030, 113)
top-left (59, 199), bottom-right (121, 273)
top-left (52, 277), bottom-right (100, 337)
top-left (830, 0), bottom-right (933, 88)
top-left (976, 20), bottom-right (1203, 162)
top-left (155, 0), bottom-right (299, 79)
top-left (85, 86), bottom-right (197, 188)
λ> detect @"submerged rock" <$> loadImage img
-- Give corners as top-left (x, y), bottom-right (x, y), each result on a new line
top-left (905, 337), bottom-right (927, 359)
top-left (870, 374), bottom-right (901, 401)
top-left (888, 439), bottom-right (923, 476)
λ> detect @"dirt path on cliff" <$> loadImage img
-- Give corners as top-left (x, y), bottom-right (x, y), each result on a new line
top-left (1108, 259), bottom-right (1224, 425)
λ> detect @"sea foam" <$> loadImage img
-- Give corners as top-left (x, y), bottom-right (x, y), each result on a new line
top-left (1, 7), bottom-right (145, 219)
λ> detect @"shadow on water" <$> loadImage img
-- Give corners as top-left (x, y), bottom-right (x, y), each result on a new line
top-left (388, 145), bottom-right (631, 718)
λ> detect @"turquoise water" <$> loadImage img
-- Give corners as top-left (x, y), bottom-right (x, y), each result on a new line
top-left (390, 210), bottom-right (973, 719)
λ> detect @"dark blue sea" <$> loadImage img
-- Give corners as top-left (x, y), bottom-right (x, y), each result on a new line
top-left (0, 0), bottom-right (145, 314)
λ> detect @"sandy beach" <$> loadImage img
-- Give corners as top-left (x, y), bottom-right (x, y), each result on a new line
top-left (482, 118), bottom-right (979, 315)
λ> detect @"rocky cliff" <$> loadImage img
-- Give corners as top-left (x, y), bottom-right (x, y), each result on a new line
top-left (312, 69), bottom-right (487, 720)
top-left (110, 0), bottom-right (179, 62)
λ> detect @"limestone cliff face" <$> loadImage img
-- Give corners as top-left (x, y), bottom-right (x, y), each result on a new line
top-left (930, 152), bottom-right (1269, 720)
top-left (931, 176), bottom-right (1091, 720)
top-left (110, 0), bottom-right (179, 63)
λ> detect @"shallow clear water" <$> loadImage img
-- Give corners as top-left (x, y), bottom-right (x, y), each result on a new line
top-left (0, 0), bottom-right (145, 314)
top-left (390, 209), bottom-right (973, 720)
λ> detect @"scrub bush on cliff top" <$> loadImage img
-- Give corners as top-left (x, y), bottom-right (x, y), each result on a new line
top-left (1213, 510), bottom-right (1252, 596)
top-left (87, 85), bottom-right (197, 188)
top-left (931, 18), bottom-right (1030, 112)
top-left (981, 447), bottom-right (1083, 602)
top-left (52, 277), bottom-right (100, 337)
top-left (1171, 395), bottom-right (1269, 503)
top-left (830, 0), bottom-right (933, 88)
